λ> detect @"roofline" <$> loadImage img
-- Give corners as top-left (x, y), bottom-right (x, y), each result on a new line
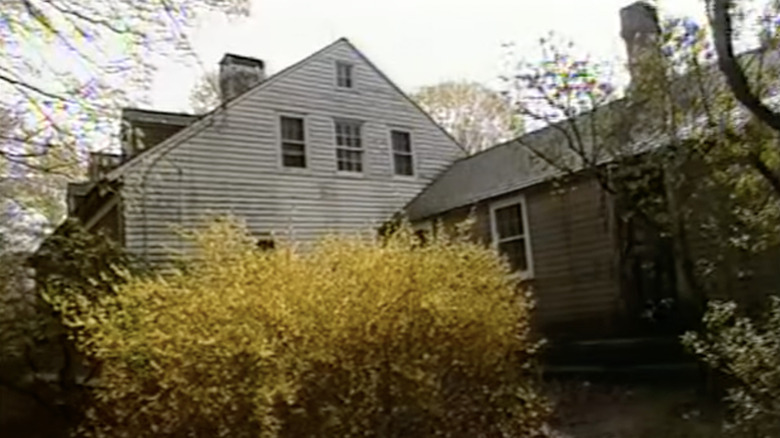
top-left (342, 39), bottom-right (469, 156)
top-left (105, 38), bottom-right (349, 180)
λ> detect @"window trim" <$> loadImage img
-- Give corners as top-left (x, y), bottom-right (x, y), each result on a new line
top-left (333, 118), bottom-right (365, 174)
top-left (489, 195), bottom-right (534, 279)
top-left (277, 113), bottom-right (309, 170)
top-left (388, 128), bottom-right (416, 178)
top-left (335, 60), bottom-right (355, 89)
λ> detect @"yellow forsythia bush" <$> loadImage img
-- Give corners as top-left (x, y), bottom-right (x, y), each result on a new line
top-left (59, 219), bottom-right (548, 437)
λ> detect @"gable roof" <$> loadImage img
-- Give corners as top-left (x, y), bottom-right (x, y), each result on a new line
top-left (405, 52), bottom-right (780, 222)
top-left (405, 122), bottom-right (570, 221)
top-left (104, 37), bottom-right (464, 182)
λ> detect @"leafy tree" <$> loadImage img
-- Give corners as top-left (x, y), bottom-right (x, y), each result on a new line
top-left (54, 218), bottom-right (549, 438)
top-left (0, 0), bottom-right (251, 232)
top-left (412, 81), bottom-right (522, 154)
top-left (189, 70), bottom-right (222, 114)
top-left (710, 0), bottom-right (780, 136)
top-left (682, 299), bottom-right (780, 437)
top-left (507, 4), bottom-right (780, 433)
top-left (0, 219), bottom-right (135, 431)
top-left (503, 10), bottom-right (780, 322)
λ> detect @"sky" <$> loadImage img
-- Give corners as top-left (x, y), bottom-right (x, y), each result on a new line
top-left (149, 0), bottom-right (710, 112)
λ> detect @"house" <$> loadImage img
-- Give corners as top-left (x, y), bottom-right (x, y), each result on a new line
top-left (406, 1), bottom-right (780, 342)
top-left (65, 38), bottom-right (465, 266)
top-left (58, 3), bottom-right (779, 349)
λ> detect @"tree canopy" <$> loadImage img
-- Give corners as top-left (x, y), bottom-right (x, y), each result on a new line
top-left (412, 81), bottom-right (522, 154)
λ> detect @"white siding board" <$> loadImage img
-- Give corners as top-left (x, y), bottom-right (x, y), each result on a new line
top-left (121, 40), bottom-right (463, 265)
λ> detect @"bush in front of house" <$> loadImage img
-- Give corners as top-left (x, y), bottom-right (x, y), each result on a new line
top-left (56, 218), bottom-right (548, 438)
top-left (682, 298), bottom-right (780, 437)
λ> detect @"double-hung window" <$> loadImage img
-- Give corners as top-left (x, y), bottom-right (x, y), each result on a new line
top-left (336, 61), bottom-right (354, 88)
top-left (390, 130), bottom-right (414, 176)
top-left (490, 196), bottom-right (533, 276)
top-left (280, 115), bottom-right (306, 168)
top-left (335, 120), bottom-right (363, 172)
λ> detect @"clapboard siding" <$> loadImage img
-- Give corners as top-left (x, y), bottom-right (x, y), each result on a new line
top-left (119, 40), bottom-right (463, 264)
top-left (427, 176), bottom-right (621, 338)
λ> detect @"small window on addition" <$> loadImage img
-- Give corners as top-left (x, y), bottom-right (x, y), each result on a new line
top-left (256, 232), bottom-right (275, 251)
top-left (336, 61), bottom-right (354, 88)
top-left (412, 221), bottom-right (433, 247)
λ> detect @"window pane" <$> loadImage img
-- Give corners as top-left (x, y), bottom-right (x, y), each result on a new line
top-left (283, 154), bottom-right (306, 168)
top-left (281, 116), bottom-right (304, 141)
top-left (283, 143), bottom-right (304, 155)
top-left (337, 149), bottom-right (363, 172)
top-left (499, 239), bottom-right (528, 272)
top-left (391, 130), bottom-right (411, 153)
top-left (337, 62), bottom-right (353, 88)
top-left (394, 154), bottom-right (413, 176)
top-left (495, 204), bottom-right (524, 238)
top-left (335, 121), bottom-right (362, 148)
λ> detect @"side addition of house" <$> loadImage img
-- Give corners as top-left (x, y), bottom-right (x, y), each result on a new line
top-left (67, 38), bottom-right (465, 265)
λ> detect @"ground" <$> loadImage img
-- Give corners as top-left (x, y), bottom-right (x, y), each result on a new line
top-left (546, 379), bottom-right (725, 438)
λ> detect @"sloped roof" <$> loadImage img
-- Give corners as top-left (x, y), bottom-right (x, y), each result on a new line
top-left (406, 48), bottom-right (780, 221)
top-left (405, 98), bottom-right (633, 221)
top-left (105, 37), bottom-right (464, 181)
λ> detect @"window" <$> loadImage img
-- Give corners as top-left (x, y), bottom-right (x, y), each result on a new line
top-left (280, 115), bottom-right (306, 168)
top-left (490, 197), bottom-right (533, 275)
top-left (390, 130), bottom-right (414, 176)
top-left (336, 61), bottom-right (354, 88)
top-left (335, 120), bottom-right (363, 172)
top-left (412, 221), bottom-right (433, 247)
top-left (256, 232), bottom-right (275, 251)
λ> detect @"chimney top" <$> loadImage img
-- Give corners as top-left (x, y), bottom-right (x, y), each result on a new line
top-left (219, 54), bottom-right (265, 70)
top-left (620, 2), bottom-right (661, 42)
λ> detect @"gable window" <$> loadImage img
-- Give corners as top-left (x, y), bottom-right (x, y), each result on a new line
top-left (335, 120), bottom-right (363, 172)
top-left (280, 115), bottom-right (306, 168)
top-left (390, 130), bottom-right (414, 176)
top-left (336, 61), bottom-right (354, 88)
top-left (490, 196), bottom-right (533, 276)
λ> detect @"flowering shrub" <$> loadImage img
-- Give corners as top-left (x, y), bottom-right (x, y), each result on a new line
top-left (58, 219), bottom-right (548, 437)
top-left (682, 299), bottom-right (780, 437)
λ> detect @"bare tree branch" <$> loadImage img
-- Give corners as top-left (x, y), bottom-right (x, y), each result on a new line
top-left (711, 0), bottom-right (780, 133)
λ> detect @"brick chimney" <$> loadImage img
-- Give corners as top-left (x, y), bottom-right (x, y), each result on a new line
top-left (620, 1), bottom-right (662, 87)
top-left (218, 54), bottom-right (266, 103)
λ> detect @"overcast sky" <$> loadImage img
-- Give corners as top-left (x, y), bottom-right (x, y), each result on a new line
top-left (149, 0), bottom-right (708, 112)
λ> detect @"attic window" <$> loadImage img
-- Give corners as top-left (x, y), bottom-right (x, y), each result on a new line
top-left (280, 115), bottom-right (306, 168)
top-left (336, 61), bottom-right (354, 88)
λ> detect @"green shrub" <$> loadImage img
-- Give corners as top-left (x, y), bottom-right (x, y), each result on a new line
top-left (58, 219), bottom-right (548, 437)
top-left (682, 298), bottom-right (780, 437)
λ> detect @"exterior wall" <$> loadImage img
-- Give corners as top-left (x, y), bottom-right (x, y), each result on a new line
top-left (427, 175), bottom-right (622, 339)
top-left (119, 40), bottom-right (463, 264)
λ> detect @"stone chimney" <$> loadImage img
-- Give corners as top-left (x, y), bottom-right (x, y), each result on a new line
top-left (620, 1), bottom-right (662, 87)
top-left (218, 54), bottom-right (266, 103)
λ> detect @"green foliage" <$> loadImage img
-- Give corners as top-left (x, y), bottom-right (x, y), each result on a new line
top-left (0, 219), bottom-right (136, 432)
top-left (682, 299), bottom-right (780, 437)
top-left (31, 218), bottom-right (136, 300)
top-left (57, 219), bottom-right (548, 438)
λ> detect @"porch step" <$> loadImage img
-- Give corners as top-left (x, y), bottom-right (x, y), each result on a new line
top-left (542, 336), bottom-right (699, 382)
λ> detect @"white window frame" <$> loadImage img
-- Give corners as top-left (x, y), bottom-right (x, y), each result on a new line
top-left (335, 61), bottom-right (355, 89)
top-left (334, 118), bottom-right (364, 174)
top-left (278, 113), bottom-right (308, 169)
top-left (389, 129), bottom-right (415, 178)
top-left (489, 195), bottom-right (534, 279)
